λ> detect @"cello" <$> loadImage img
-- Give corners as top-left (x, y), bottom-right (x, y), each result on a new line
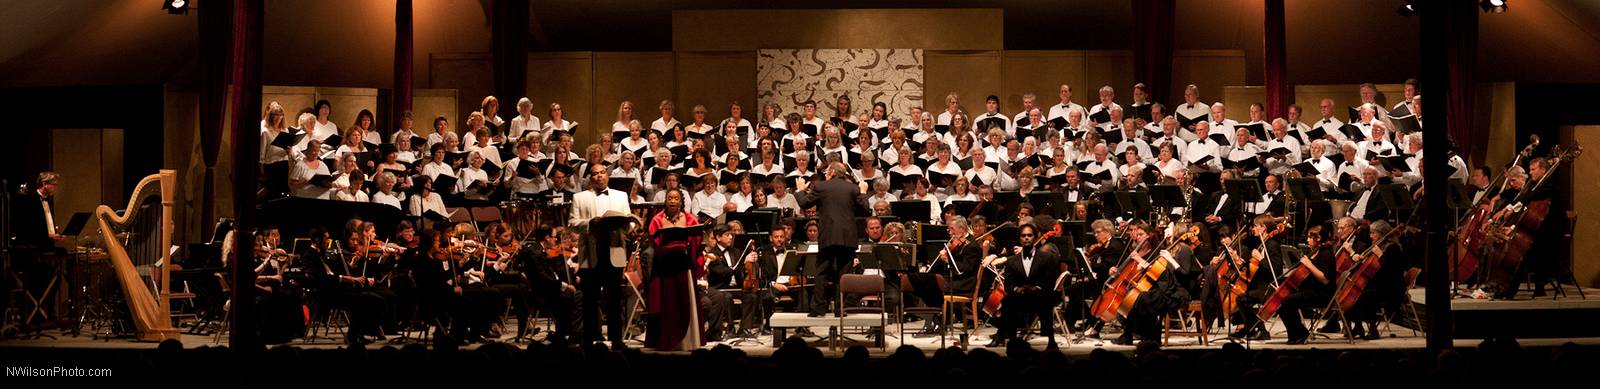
top-left (1330, 224), bottom-right (1411, 312)
top-left (1112, 225), bottom-right (1198, 320)
top-left (1258, 239), bottom-right (1326, 322)
top-left (1334, 223), bottom-right (1367, 273)
top-left (1089, 225), bottom-right (1190, 321)
top-left (1217, 219), bottom-right (1288, 316)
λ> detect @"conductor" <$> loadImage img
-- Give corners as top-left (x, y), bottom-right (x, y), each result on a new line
top-left (794, 161), bottom-right (871, 317)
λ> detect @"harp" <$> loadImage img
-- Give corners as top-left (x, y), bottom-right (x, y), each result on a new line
top-left (94, 169), bottom-right (181, 341)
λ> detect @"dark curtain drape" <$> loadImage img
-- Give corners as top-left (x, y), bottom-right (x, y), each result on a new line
top-left (491, 0), bottom-right (529, 123)
top-left (393, 0), bottom-right (413, 138)
top-left (229, 0), bottom-right (265, 351)
top-left (1263, 0), bottom-right (1288, 119)
top-left (198, 0), bottom-right (233, 238)
top-left (1132, 0), bottom-right (1177, 106)
top-left (1444, 3), bottom-right (1479, 163)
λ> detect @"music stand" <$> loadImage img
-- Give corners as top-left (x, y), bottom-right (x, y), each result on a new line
top-left (1446, 182), bottom-right (1473, 211)
top-left (1113, 190), bottom-right (1154, 222)
top-left (891, 200), bottom-right (932, 224)
top-left (1286, 178), bottom-right (1325, 231)
top-left (1028, 192), bottom-right (1073, 220)
top-left (1149, 185), bottom-right (1186, 219)
top-left (872, 243), bottom-right (910, 273)
top-left (1375, 183), bottom-right (1415, 225)
top-left (1224, 178), bottom-right (1264, 224)
top-left (61, 212), bottom-right (92, 236)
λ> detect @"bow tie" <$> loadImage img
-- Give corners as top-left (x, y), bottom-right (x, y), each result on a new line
top-left (1322, 119), bottom-right (1331, 123)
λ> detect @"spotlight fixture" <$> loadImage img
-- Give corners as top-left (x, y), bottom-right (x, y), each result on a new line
top-left (1481, 0), bottom-right (1507, 14)
top-left (164, 0), bottom-right (189, 15)
top-left (1397, 2), bottom-right (1415, 18)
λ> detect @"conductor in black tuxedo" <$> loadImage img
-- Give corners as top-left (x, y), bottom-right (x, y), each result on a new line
top-left (793, 161), bottom-right (871, 317)
top-left (983, 222), bottom-right (1063, 348)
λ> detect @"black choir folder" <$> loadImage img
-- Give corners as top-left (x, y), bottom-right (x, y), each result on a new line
top-left (271, 129), bottom-right (307, 149)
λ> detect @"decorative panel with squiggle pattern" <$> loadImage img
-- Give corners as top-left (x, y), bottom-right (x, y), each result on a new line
top-left (757, 49), bottom-right (923, 123)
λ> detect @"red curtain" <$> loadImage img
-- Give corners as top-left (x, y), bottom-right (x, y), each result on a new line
top-left (229, 0), bottom-right (264, 350)
top-left (1444, 4), bottom-right (1479, 163)
top-left (1132, 0), bottom-right (1177, 105)
top-left (1263, 0), bottom-right (1288, 119)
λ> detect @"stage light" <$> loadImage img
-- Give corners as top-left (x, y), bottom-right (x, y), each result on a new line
top-left (1481, 0), bottom-right (1507, 14)
top-left (164, 0), bottom-right (189, 15)
top-left (1397, 2), bottom-right (1414, 18)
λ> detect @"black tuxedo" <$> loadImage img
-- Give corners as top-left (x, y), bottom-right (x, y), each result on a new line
top-left (1257, 189), bottom-right (1286, 217)
top-left (991, 247), bottom-right (1064, 343)
top-left (521, 245), bottom-right (579, 342)
top-left (927, 238), bottom-right (983, 295)
top-left (8, 191), bottom-right (54, 249)
top-left (705, 244), bottom-right (745, 290)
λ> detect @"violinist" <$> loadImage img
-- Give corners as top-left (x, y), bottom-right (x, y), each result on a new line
top-left (1275, 225), bottom-right (1336, 344)
top-left (1107, 221), bottom-right (1188, 346)
top-left (741, 228), bottom-right (799, 335)
top-left (301, 226), bottom-right (387, 346)
top-left (983, 222), bottom-right (1063, 348)
top-left (251, 225), bottom-right (305, 344)
top-left (1075, 219), bottom-right (1123, 339)
top-left (447, 223), bottom-right (504, 343)
top-left (346, 220), bottom-right (402, 336)
top-left (521, 226), bottom-right (579, 345)
top-left (702, 224), bottom-right (743, 341)
top-left (484, 222), bottom-right (535, 340)
top-left (1222, 215), bottom-right (1284, 341)
top-left (928, 216), bottom-right (983, 297)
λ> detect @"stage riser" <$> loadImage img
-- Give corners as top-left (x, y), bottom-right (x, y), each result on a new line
top-left (1426, 307), bottom-right (1600, 339)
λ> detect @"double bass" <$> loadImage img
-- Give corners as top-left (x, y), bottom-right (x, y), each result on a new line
top-left (1482, 144), bottom-right (1581, 291)
top-left (1449, 136), bottom-right (1538, 284)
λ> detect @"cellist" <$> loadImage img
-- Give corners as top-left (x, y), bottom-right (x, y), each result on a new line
top-left (1345, 221), bottom-right (1407, 340)
top-left (1273, 225), bottom-right (1337, 344)
top-left (1317, 217), bottom-right (1369, 335)
top-left (1106, 221), bottom-right (1189, 346)
top-left (1221, 215), bottom-right (1285, 341)
top-left (1076, 219), bottom-right (1124, 339)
